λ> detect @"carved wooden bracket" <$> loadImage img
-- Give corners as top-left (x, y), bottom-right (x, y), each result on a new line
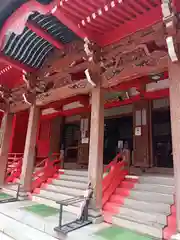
top-left (84, 38), bottom-right (103, 87)
top-left (22, 71), bottom-right (55, 105)
top-left (0, 85), bottom-right (13, 112)
top-left (84, 37), bottom-right (102, 64)
top-left (161, 0), bottom-right (179, 62)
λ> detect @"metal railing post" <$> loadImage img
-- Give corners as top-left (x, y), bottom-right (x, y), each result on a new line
top-left (58, 204), bottom-right (63, 229)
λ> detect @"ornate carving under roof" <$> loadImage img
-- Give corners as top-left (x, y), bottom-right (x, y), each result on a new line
top-left (8, 20), bottom-right (172, 112)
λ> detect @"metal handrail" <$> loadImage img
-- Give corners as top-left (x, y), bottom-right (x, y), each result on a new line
top-left (0, 183), bottom-right (21, 203)
top-left (56, 196), bottom-right (84, 229)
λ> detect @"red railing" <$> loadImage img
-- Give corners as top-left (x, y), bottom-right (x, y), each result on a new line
top-left (102, 153), bottom-right (128, 207)
top-left (6, 153), bottom-right (23, 183)
top-left (103, 153), bottom-right (121, 175)
top-left (31, 156), bottom-right (61, 192)
top-left (7, 153), bottom-right (23, 165)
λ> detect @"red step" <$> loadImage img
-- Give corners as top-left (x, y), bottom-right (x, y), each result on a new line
top-left (167, 215), bottom-right (176, 228)
top-left (163, 226), bottom-right (176, 240)
top-left (103, 177), bottom-right (138, 226)
top-left (109, 194), bottom-right (125, 204)
top-left (46, 178), bottom-right (53, 184)
top-left (33, 188), bottom-right (40, 194)
top-left (115, 187), bottom-right (130, 196)
top-left (103, 211), bottom-right (113, 224)
top-left (120, 180), bottom-right (136, 189)
top-left (163, 204), bottom-right (176, 239)
top-left (41, 183), bottom-right (48, 189)
top-left (103, 202), bottom-right (121, 213)
top-left (171, 205), bottom-right (176, 214)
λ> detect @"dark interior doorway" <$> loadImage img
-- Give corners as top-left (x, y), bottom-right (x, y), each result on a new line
top-left (103, 116), bottom-right (133, 165)
top-left (62, 123), bottom-right (80, 164)
top-left (152, 109), bottom-right (173, 168)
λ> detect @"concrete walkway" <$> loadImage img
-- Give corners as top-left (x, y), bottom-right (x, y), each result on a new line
top-left (0, 198), bottom-right (153, 240)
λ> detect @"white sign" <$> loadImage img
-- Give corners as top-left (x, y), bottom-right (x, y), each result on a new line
top-left (82, 138), bottom-right (89, 144)
top-left (135, 127), bottom-right (141, 136)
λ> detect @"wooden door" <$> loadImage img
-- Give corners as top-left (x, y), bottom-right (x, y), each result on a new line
top-left (133, 100), bottom-right (152, 167)
top-left (77, 113), bottom-right (90, 165)
top-left (49, 116), bottom-right (63, 155)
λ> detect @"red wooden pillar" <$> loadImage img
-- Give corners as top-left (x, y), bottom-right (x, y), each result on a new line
top-left (0, 113), bottom-right (14, 185)
top-left (20, 105), bottom-right (40, 192)
top-left (10, 111), bottom-right (29, 153)
top-left (88, 85), bottom-right (104, 210)
top-left (168, 60), bottom-right (180, 233)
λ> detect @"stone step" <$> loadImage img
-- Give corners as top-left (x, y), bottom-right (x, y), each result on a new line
top-left (32, 194), bottom-right (99, 218)
top-left (0, 200), bottom-right (78, 238)
top-left (32, 194), bottom-right (80, 214)
top-left (0, 211), bottom-right (57, 240)
top-left (134, 183), bottom-right (174, 194)
top-left (39, 189), bottom-right (73, 202)
top-left (129, 189), bottom-right (174, 204)
top-left (52, 179), bottom-right (87, 190)
top-left (139, 175), bottom-right (174, 186)
top-left (119, 206), bottom-right (167, 225)
top-left (2, 187), bottom-right (17, 198)
top-left (3, 183), bottom-right (19, 191)
top-left (0, 233), bottom-right (15, 240)
top-left (123, 197), bottom-right (171, 214)
top-left (62, 170), bottom-right (88, 177)
top-left (58, 174), bottom-right (88, 183)
top-left (45, 184), bottom-right (84, 197)
top-left (112, 214), bottom-right (164, 239)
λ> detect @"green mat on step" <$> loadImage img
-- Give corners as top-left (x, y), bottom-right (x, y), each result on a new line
top-left (24, 204), bottom-right (59, 217)
top-left (0, 192), bottom-right (12, 199)
top-left (95, 226), bottom-right (153, 240)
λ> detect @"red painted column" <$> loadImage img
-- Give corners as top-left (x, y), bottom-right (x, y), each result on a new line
top-left (88, 85), bottom-right (104, 210)
top-left (10, 111), bottom-right (29, 153)
top-left (0, 113), bottom-right (14, 185)
top-left (169, 60), bottom-right (180, 233)
top-left (20, 105), bottom-right (40, 192)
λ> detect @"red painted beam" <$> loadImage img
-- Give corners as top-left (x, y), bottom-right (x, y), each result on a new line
top-left (63, 106), bottom-right (90, 116)
top-left (44, 95), bottom-right (89, 110)
top-left (41, 106), bottom-right (89, 120)
top-left (105, 95), bottom-right (141, 109)
top-left (41, 88), bottom-right (169, 120)
top-left (0, 53), bottom-right (35, 72)
top-left (0, 0), bottom-right (58, 50)
top-left (26, 21), bottom-right (64, 50)
top-left (112, 77), bottom-right (151, 92)
top-left (112, 73), bottom-right (168, 92)
top-left (105, 89), bottom-right (169, 109)
top-left (144, 88), bottom-right (169, 100)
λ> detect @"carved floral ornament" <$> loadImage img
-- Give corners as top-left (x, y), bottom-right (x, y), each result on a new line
top-left (101, 42), bottom-right (167, 82)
